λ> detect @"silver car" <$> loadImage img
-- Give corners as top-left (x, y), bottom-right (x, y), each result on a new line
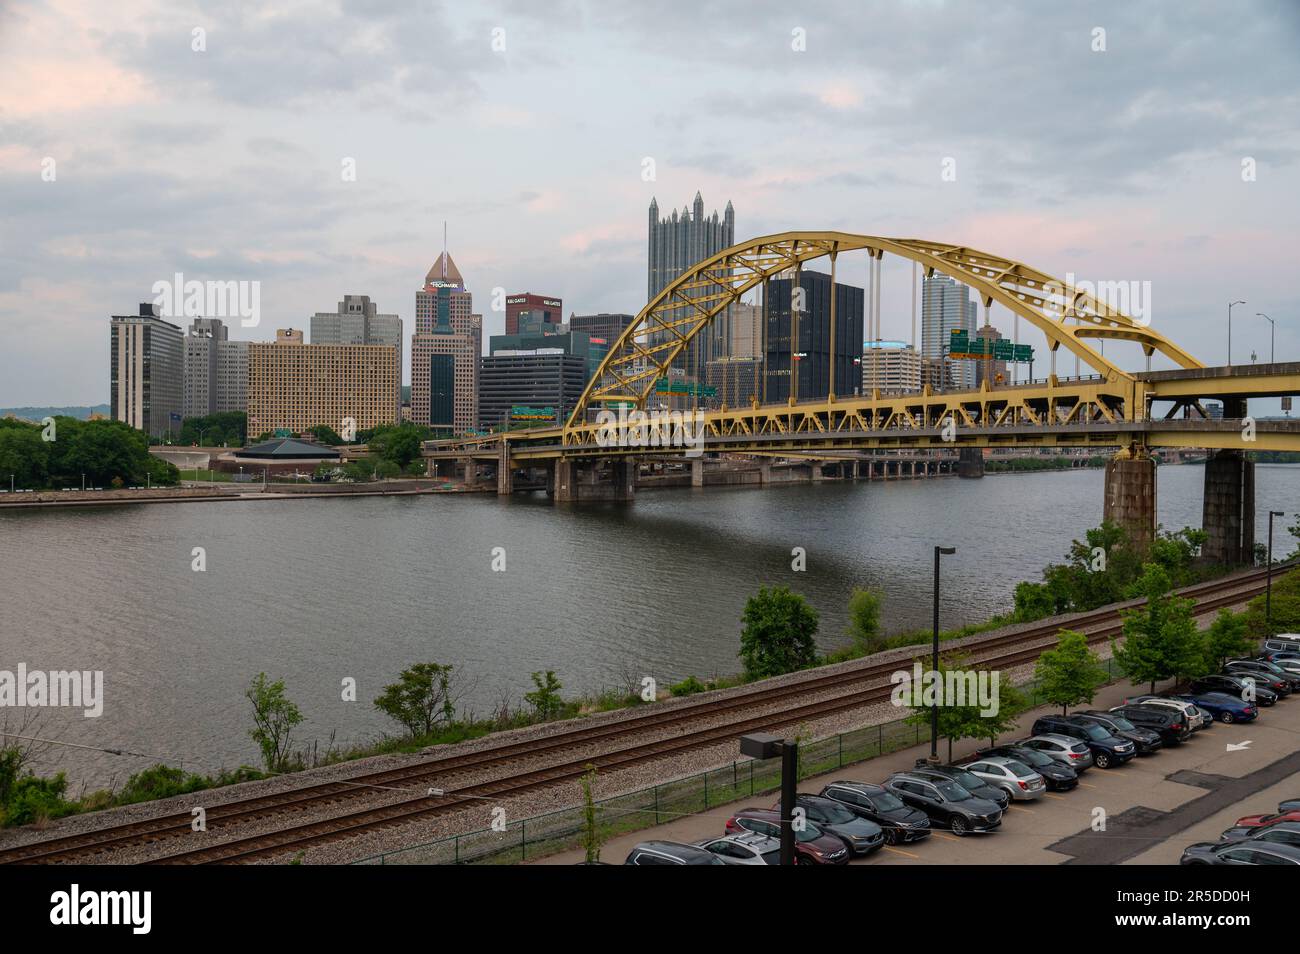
top-left (1020, 733), bottom-right (1095, 771)
top-left (1124, 696), bottom-right (1207, 731)
top-left (696, 831), bottom-right (782, 865)
top-left (963, 755), bottom-right (1046, 801)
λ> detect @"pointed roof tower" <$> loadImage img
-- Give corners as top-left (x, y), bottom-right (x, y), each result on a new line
top-left (424, 250), bottom-right (464, 290)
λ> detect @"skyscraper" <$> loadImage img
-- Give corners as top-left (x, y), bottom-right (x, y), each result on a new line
top-left (183, 317), bottom-right (248, 420)
top-left (921, 274), bottom-right (978, 389)
top-left (647, 193), bottom-right (735, 373)
top-left (764, 270), bottom-right (865, 403)
top-left (110, 304), bottom-right (183, 439)
top-left (505, 293), bottom-right (563, 335)
top-left (311, 295), bottom-right (402, 409)
top-left (410, 250), bottom-right (481, 434)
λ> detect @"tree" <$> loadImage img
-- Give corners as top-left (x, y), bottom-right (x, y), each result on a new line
top-left (899, 654), bottom-right (993, 762)
top-left (739, 586), bottom-right (819, 680)
top-left (1111, 564), bottom-right (1201, 694)
top-left (981, 682), bottom-right (1030, 748)
top-left (1034, 630), bottom-right (1108, 714)
top-left (373, 663), bottom-right (456, 737)
top-left (1204, 609), bottom-right (1253, 669)
top-left (524, 670), bottom-right (564, 721)
top-left (580, 764), bottom-right (603, 864)
top-left (374, 460), bottom-right (401, 479)
top-left (845, 587), bottom-right (883, 654)
top-left (245, 673), bottom-right (303, 772)
top-left (306, 424), bottom-right (344, 446)
top-left (368, 424), bottom-right (428, 469)
top-left (0, 425), bottom-right (49, 488)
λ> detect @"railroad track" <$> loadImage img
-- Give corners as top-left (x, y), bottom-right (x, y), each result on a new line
top-left (0, 564), bottom-right (1281, 865)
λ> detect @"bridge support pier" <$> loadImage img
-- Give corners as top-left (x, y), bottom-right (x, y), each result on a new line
top-left (811, 461), bottom-right (825, 483)
top-left (1202, 449), bottom-right (1255, 566)
top-left (958, 448), bottom-right (984, 478)
top-left (1103, 449), bottom-right (1156, 553)
top-left (461, 456), bottom-right (478, 488)
top-left (691, 458), bottom-right (705, 487)
top-left (497, 443), bottom-right (512, 496)
top-left (758, 460), bottom-right (772, 485)
top-left (552, 458), bottom-right (634, 503)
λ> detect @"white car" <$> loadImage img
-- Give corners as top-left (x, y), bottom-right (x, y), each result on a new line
top-left (1265, 635), bottom-right (1300, 654)
top-left (696, 832), bottom-right (782, 865)
top-left (1121, 696), bottom-right (1207, 731)
top-left (962, 756), bottom-right (1046, 801)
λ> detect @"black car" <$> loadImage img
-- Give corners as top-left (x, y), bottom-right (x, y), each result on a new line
top-left (1074, 711), bottom-right (1163, 755)
top-left (1191, 673), bottom-right (1280, 706)
top-left (972, 744), bottom-right (1078, 791)
top-left (819, 780), bottom-right (932, 844)
top-left (1031, 714), bottom-right (1136, 768)
top-left (623, 840), bottom-right (727, 865)
top-left (1225, 659), bottom-right (1300, 694)
top-left (884, 772), bottom-right (1002, 836)
top-left (1107, 704), bottom-right (1191, 745)
top-left (769, 794), bottom-right (885, 856)
top-left (911, 761), bottom-right (1012, 809)
top-left (1181, 841), bottom-right (1300, 865)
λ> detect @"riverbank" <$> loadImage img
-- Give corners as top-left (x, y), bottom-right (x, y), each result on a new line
top-left (0, 480), bottom-right (470, 508)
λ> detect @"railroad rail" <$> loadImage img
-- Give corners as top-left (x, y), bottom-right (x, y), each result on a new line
top-left (0, 564), bottom-right (1282, 865)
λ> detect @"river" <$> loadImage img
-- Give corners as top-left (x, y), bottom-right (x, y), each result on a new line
top-left (2, 463), bottom-right (1297, 787)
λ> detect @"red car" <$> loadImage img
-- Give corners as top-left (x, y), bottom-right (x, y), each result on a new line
top-left (1221, 810), bottom-right (1300, 841)
top-left (724, 808), bottom-right (850, 865)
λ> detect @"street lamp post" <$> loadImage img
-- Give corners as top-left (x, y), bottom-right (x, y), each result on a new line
top-left (740, 733), bottom-right (798, 865)
top-left (1228, 300), bottom-right (1245, 367)
top-left (1257, 313), bottom-right (1275, 364)
top-left (929, 545), bottom-right (957, 763)
top-left (1267, 511), bottom-right (1286, 628)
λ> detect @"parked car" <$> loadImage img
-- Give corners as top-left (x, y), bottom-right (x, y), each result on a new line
top-left (724, 809), bottom-right (850, 865)
top-left (624, 840), bottom-right (727, 865)
top-left (696, 832), bottom-right (782, 865)
top-left (1264, 635), bottom-right (1300, 655)
top-left (971, 743), bottom-right (1079, 791)
top-left (1226, 658), bottom-right (1300, 693)
top-left (1190, 674), bottom-right (1279, 706)
top-left (1018, 733), bottom-right (1095, 771)
top-left (1261, 653), bottom-right (1300, 678)
top-left (1074, 711), bottom-right (1163, 754)
top-left (1181, 841), bottom-right (1300, 865)
top-left (1262, 648), bottom-right (1300, 667)
top-left (960, 755), bottom-right (1046, 801)
top-left (818, 781), bottom-right (932, 844)
top-left (1168, 691), bottom-right (1258, 724)
top-left (884, 772), bottom-right (1002, 836)
top-left (1220, 810), bottom-right (1300, 841)
top-left (1031, 715), bottom-right (1136, 768)
top-left (910, 762), bottom-right (1012, 809)
top-left (1125, 695), bottom-right (1209, 731)
top-left (1278, 797), bottom-right (1300, 812)
top-left (1218, 820), bottom-right (1300, 847)
top-left (768, 794), bottom-right (885, 856)
top-left (1105, 704), bottom-right (1191, 745)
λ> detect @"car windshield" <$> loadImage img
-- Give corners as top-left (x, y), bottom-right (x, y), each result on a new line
top-left (868, 792), bottom-right (905, 812)
top-left (1082, 725), bottom-right (1110, 741)
top-left (761, 850), bottom-right (781, 865)
top-left (818, 803), bottom-right (858, 824)
top-left (795, 823), bottom-right (823, 844)
top-left (953, 771), bottom-right (984, 790)
top-left (1109, 716), bottom-right (1135, 731)
top-left (1013, 749), bottom-right (1052, 767)
top-left (935, 781), bottom-right (970, 801)
top-left (1007, 761), bottom-right (1035, 778)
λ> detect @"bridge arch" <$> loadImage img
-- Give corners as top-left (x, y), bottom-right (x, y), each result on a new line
top-left (567, 231), bottom-right (1202, 427)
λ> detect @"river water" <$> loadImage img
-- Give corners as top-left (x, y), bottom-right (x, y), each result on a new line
top-left (2, 464), bottom-right (1297, 788)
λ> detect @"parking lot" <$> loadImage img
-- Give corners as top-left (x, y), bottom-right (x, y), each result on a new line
top-left (537, 674), bottom-right (1300, 865)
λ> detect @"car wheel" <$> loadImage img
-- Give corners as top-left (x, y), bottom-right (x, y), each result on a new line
top-left (884, 827), bottom-right (898, 845)
top-left (1094, 752), bottom-right (1111, 769)
top-left (951, 815), bottom-right (968, 836)
top-left (1220, 711), bottom-right (1235, 724)
top-left (797, 855), bottom-right (814, 866)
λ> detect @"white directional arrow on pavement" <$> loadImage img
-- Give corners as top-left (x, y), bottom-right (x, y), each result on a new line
top-left (1226, 741), bottom-right (1253, 752)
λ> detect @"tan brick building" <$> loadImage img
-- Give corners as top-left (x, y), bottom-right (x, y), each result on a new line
top-left (411, 250), bottom-right (481, 435)
top-left (247, 328), bottom-right (399, 436)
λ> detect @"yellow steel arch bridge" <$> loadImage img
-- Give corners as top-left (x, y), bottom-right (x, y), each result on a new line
top-left (427, 231), bottom-right (1300, 462)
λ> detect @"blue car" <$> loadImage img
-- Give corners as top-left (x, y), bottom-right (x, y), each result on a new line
top-left (1170, 691), bottom-right (1258, 724)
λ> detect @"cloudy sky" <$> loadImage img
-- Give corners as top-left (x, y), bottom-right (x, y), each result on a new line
top-left (2, 0), bottom-right (1298, 407)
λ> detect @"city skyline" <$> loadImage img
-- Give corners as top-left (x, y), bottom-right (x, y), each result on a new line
top-left (3, 1), bottom-right (1299, 408)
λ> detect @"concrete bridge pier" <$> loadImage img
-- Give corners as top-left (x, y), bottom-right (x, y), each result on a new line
top-left (811, 460), bottom-right (825, 483)
top-left (1103, 450), bottom-right (1156, 553)
top-left (958, 448), bottom-right (984, 478)
top-left (1202, 449), bottom-right (1255, 566)
top-left (691, 458), bottom-right (705, 487)
top-left (461, 456), bottom-right (479, 488)
top-left (758, 460), bottom-right (772, 485)
top-left (497, 443), bottom-right (512, 496)
top-left (552, 458), bottom-right (635, 503)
